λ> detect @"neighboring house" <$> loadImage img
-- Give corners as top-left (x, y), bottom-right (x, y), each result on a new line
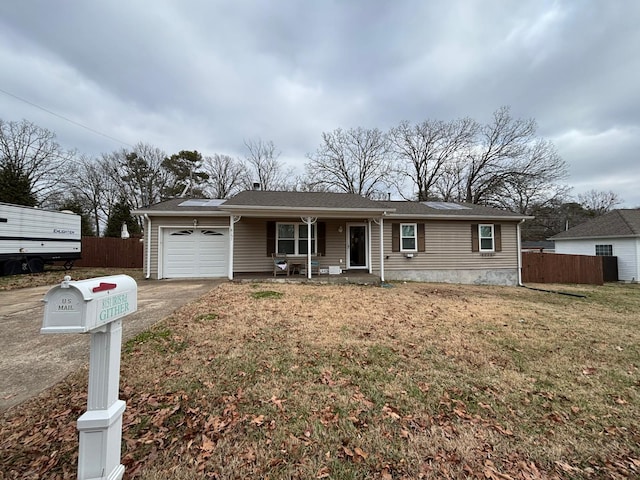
top-left (550, 209), bottom-right (640, 282)
top-left (521, 240), bottom-right (555, 252)
top-left (133, 190), bottom-right (531, 285)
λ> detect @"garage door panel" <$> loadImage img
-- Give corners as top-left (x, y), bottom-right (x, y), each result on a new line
top-left (163, 228), bottom-right (228, 278)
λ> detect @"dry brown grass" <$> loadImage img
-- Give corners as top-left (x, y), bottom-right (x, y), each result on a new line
top-left (0, 266), bottom-right (145, 290)
top-left (1, 281), bottom-right (639, 479)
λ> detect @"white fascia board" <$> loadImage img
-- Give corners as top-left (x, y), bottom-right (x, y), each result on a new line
top-left (553, 234), bottom-right (640, 241)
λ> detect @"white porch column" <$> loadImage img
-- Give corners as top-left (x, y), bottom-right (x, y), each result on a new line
top-left (301, 216), bottom-right (317, 279)
top-left (228, 216), bottom-right (241, 280)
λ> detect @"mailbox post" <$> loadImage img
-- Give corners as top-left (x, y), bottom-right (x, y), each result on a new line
top-left (42, 275), bottom-right (137, 480)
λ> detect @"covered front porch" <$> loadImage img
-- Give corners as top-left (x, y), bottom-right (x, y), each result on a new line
top-left (217, 190), bottom-right (398, 282)
top-left (228, 216), bottom-right (385, 279)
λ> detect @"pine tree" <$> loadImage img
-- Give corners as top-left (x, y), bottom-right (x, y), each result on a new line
top-left (57, 198), bottom-right (96, 236)
top-left (0, 162), bottom-right (37, 206)
top-left (104, 200), bottom-right (141, 238)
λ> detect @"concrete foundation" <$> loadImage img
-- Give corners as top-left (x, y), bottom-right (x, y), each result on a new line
top-left (383, 268), bottom-right (519, 286)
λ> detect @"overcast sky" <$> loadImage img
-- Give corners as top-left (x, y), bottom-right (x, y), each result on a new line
top-left (1, 1), bottom-right (639, 207)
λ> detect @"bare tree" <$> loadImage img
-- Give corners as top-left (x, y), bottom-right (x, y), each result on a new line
top-left (389, 118), bottom-right (477, 201)
top-left (461, 106), bottom-right (537, 204)
top-left (105, 142), bottom-right (170, 210)
top-left (577, 189), bottom-right (622, 215)
top-left (490, 138), bottom-right (569, 214)
top-left (242, 138), bottom-right (292, 191)
top-left (0, 118), bottom-right (75, 205)
top-left (290, 175), bottom-right (333, 192)
top-left (63, 155), bottom-right (121, 236)
top-left (433, 160), bottom-right (466, 202)
top-left (305, 127), bottom-right (392, 198)
top-left (202, 153), bottom-right (246, 198)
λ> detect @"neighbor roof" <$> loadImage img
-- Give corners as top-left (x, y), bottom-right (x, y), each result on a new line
top-left (551, 209), bottom-right (640, 240)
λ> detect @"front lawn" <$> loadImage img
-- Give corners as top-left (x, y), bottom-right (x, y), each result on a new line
top-left (1, 282), bottom-right (639, 479)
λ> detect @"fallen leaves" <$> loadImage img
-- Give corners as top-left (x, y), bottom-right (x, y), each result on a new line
top-left (251, 414), bottom-right (265, 426)
top-left (341, 445), bottom-right (369, 463)
top-left (2, 282), bottom-right (640, 479)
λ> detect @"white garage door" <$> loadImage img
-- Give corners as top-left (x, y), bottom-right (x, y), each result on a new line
top-left (163, 228), bottom-right (229, 278)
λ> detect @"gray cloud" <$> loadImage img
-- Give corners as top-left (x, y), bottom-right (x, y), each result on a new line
top-left (1, 0), bottom-right (638, 206)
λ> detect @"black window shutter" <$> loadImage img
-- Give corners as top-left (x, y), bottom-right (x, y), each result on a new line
top-left (471, 224), bottom-right (479, 252)
top-left (392, 223), bottom-right (400, 252)
top-left (495, 224), bottom-right (502, 252)
top-left (266, 221), bottom-right (275, 256)
top-left (317, 222), bottom-right (326, 256)
top-left (418, 223), bottom-right (425, 252)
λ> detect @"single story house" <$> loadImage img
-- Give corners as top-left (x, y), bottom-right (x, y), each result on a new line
top-left (550, 209), bottom-right (640, 282)
top-left (133, 190), bottom-right (532, 285)
top-left (521, 240), bottom-right (555, 253)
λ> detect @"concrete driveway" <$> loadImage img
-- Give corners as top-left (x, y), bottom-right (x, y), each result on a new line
top-left (0, 279), bottom-right (223, 413)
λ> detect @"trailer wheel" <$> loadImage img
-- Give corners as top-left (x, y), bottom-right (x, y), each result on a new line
top-left (28, 257), bottom-right (45, 273)
top-left (2, 260), bottom-right (22, 276)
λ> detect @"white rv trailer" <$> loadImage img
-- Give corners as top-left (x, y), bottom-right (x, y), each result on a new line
top-left (0, 202), bottom-right (82, 276)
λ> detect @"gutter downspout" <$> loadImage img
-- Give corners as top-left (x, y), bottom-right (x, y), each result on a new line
top-left (144, 214), bottom-right (151, 279)
top-left (517, 218), bottom-right (524, 286)
top-left (368, 219), bottom-right (372, 274)
top-left (380, 216), bottom-right (385, 283)
top-left (228, 217), bottom-right (234, 280)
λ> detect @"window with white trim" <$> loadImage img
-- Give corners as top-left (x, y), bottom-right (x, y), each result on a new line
top-left (479, 224), bottom-right (494, 252)
top-left (277, 223), bottom-right (316, 255)
top-left (400, 223), bottom-right (417, 252)
top-left (595, 244), bottom-right (613, 256)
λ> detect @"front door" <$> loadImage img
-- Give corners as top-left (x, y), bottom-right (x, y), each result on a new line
top-left (347, 224), bottom-right (367, 269)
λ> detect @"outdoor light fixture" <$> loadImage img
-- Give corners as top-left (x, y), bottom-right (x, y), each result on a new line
top-left (338, 225), bottom-right (343, 233)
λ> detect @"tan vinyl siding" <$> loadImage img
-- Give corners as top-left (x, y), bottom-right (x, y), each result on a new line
top-left (233, 218), bottom-right (268, 272)
top-left (321, 220), bottom-right (348, 267)
top-left (373, 220), bottom-right (518, 273)
top-left (370, 220), bottom-right (382, 270)
top-left (148, 215), bottom-right (230, 279)
top-left (146, 215), bottom-right (519, 279)
top-left (233, 218), bottom-right (350, 273)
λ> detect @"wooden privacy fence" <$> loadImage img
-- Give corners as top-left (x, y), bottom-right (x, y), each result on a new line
top-left (521, 252), bottom-right (618, 285)
top-left (75, 237), bottom-right (143, 268)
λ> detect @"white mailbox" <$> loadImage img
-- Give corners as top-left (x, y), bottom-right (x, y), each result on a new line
top-left (42, 275), bottom-right (137, 334)
top-left (41, 274), bottom-right (138, 480)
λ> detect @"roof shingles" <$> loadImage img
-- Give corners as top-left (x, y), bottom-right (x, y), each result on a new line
top-left (378, 201), bottom-right (522, 217)
top-left (551, 209), bottom-right (640, 239)
top-left (223, 190), bottom-right (384, 209)
top-left (135, 191), bottom-right (529, 220)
